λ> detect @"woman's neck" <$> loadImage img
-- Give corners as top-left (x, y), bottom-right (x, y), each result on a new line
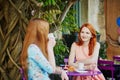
top-left (82, 41), bottom-right (89, 47)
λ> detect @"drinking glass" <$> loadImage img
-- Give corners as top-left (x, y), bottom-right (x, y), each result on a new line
top-left (64, 58), bottom-right (68, 70)
top-left (90, 63), bottom-right (96, 76)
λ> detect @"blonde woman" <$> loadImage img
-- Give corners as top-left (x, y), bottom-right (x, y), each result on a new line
top-left (20, 18), bottom-right (68, 80)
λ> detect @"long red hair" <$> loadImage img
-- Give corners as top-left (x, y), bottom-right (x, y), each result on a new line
top-left (20, 18), bottom-right (49, 79)
top-left (76, 23), bottom-right (96, 56)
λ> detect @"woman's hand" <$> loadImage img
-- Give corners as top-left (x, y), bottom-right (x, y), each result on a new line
top-left (48, 34), bottom-right (56, 48)
top-left (47, 33), bottom-right (56, 72)
top-left (61, 70), bottom-right (69, 80)
top-left (84, 63), bottom-right (96, 70)
top-left (89, 63), bottom-right (96, 70)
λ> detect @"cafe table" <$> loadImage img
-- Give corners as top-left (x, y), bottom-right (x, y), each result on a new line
top-left (66, 70), bottom-right (101, 80)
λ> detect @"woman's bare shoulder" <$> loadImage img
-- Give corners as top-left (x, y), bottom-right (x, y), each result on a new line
top-left (96, 42), bottom-right (100, 45)
top-left (71, 42), bottom-right (78, 47)
top-left (95, 42), bottom-right (100, 48)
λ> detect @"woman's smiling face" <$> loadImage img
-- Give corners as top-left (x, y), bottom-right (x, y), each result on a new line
top-left (80, 27), bottom-right (92, 42)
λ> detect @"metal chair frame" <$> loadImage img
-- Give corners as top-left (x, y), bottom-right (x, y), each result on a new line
top-left (98, 59), bottom-right (115, 80)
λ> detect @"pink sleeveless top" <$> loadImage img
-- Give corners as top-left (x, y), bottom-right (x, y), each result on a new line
top-left (75, 45), bottom-right (90, 61)
top-left (73, 44), bottom-right (105, 80)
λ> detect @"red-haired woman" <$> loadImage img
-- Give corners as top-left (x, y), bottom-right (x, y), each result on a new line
top-left (68, 23), bottom-right (105, 80)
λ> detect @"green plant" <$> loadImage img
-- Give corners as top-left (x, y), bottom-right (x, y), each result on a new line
top-left (62, 7), bottom-right (79, 34)
top-left (54, 39), bottom-right (69, 66)
top-left (96, 31), bottom-right (101, 42)
top-left (99, 41), bottom-right (108, 59)
top-left (0, 0), bottom-right (78, 80)
top-left (96, 31), bottom-right (100, 34)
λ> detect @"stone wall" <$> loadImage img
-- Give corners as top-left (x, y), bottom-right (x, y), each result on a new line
top-left (81, 0), bottom-right (106, 42)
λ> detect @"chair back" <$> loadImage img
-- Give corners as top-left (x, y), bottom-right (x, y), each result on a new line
top-left (98, 59), bottom-right (114, 70)
top-left (113, 55), bottom-right (120, 64)
top-left (20, 68), bottom-right (26, 80)
top-left (98, 59), bottom-right (115, 80)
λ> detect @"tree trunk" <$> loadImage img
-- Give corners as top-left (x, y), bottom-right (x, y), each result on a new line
top-left (0, 0), bottom-right (77, 79)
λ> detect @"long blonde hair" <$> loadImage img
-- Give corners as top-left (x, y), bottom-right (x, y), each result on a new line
top-left (20, 18), bottom-right (49, 79)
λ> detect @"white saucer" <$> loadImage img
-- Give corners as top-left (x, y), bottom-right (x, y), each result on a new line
top-left (75, 69), bottom-right (88, 73)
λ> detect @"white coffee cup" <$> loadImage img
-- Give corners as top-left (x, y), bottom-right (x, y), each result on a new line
top-left (48, 33), bottom-right (55, 39)
top-left (78, 63), bottom-right (84, 70)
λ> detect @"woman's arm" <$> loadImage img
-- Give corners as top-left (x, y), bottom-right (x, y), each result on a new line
top-left (28, 44), bottom-right (54, 73)
top-left (68, 42), bottom-right (79, 68)
top-left (47, 36), bottom-right (56, 72)
top-left (47, 47), bottom-right (56, 72)
top-left (55, 66), bottom-right (68, 80)
top-left (48, 36), bottom-right (68, 80)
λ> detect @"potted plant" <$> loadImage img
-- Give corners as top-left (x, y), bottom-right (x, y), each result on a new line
top-left (96, 31), bottom-right (101, 42)
top-left (99, 41), bottom-right (108, 59)
top-left (54, 39), bottom-right (69, 66)
top-left (61, 7), bottom-right (79, 48)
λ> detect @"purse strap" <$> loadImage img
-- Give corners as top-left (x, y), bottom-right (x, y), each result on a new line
top-left (20, 68), bottom-right (26, 80)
